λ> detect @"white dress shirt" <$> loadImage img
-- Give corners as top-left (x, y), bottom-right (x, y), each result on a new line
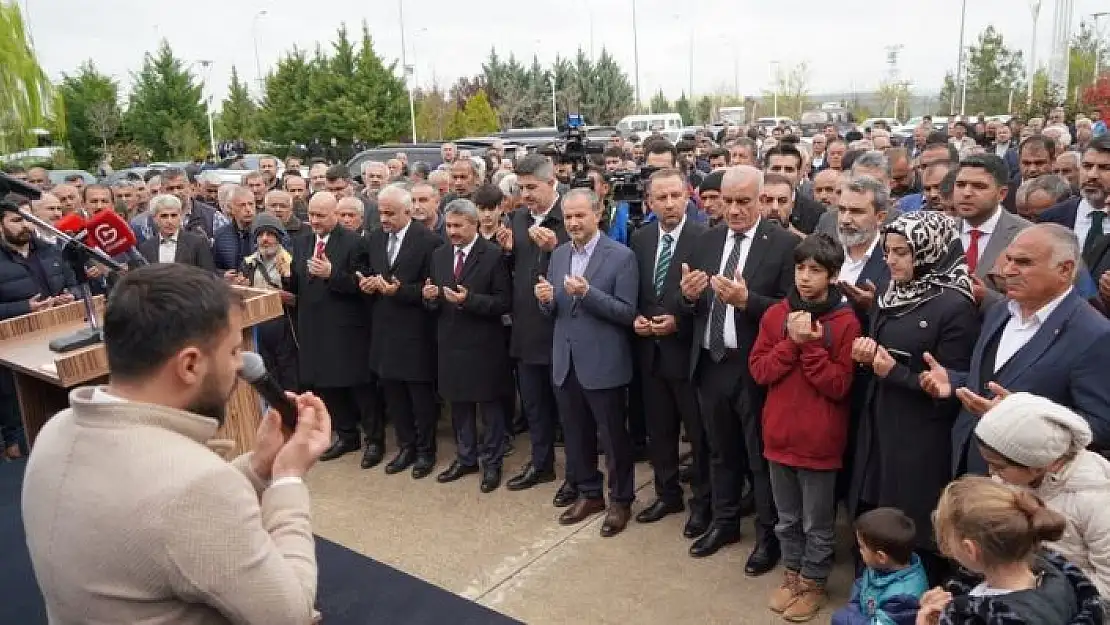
top-left (387, 220), bottom-right (412, 265)
top-left (837, 234), bottom-right (880, 287)
top-left (158, 231), bottom-right (178, 264)
top-left (702, 219), bottom-right (759, 350)
top-left (960, 208), bottom-right (1003, 268)
top-left (1074, 198), bottom-right (1107, 250)
top-left (994, 287), bottom-right (1072, 372)
top-left (655, 216), bottom-right (687, 269)
top-left (531, 194), bottom-right (560, 226)
top-left (454, 235), bottom-right (478, 267)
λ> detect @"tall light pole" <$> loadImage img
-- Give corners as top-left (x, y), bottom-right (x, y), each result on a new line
top-left (1094, 12), bottom-right (1109, 85)
top-left (398, 0), bottom-right (417, 142)
top-left (197, 60), bottom-right (216, 157)
top-left (548, 74), bottom-right (558, 127)
top-left (770, 60), bottom-right (781, 118)
top-left (1029, 1), bottom-right (1043, 105)
top-left (952, 0), bottom-right (968, 115)
top-left (632, 0), bottom-right (641, 112)
top-left (251, 10), bottom-right (267, 96)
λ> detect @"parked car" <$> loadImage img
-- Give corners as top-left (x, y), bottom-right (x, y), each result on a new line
top-left (207, 154), bottom-right (284, 185)
top-left (47, 170), bottom-right (96, 186)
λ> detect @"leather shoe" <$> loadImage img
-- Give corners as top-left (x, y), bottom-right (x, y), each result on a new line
top-left (319, 435), bottom-right (360, 462)
top-left (683, 509), bottom-right (711, 539)
top-left (558, 497), bottom-right (605, 525)
top-left (360, 443), bottom-right (384, 469)
top-left (552, 481), bottom-right (579, 508)
top-left (384, 448), bottom-right (416, 475)
top-left (480, 467), bottom-right (502, 493)
top-left (600, 503), bottom-right (632, 537)
top-left (506, 462), bottom-right (556, 491)
top-left (436, 460), bottom-right (478, 483)
top-left (635, 499), bottom-right (684, 524)
top-left (744, 539), bottom-right (781, 577)
top-left (689, 525), bottom-right (741, 558)
top-left (411, 454), bottom-right (436, 479)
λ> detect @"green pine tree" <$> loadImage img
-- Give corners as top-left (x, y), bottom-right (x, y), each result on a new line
top-left (674, 92), bottom-right (693, 126)
top-left (121, 40), bottom-right (207, 159)
top-left (257, 49), bottom-right (314, 144)
top-left (58, 61), bottom-right (120, 169)
top-left (217, 65), bottom-right (257, 141)
top-left (463, 89), bottom-right (499, 134)
top-left (650, 89), bottom-right (671, 114)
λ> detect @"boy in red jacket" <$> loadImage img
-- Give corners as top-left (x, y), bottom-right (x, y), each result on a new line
top-left (749, 232), bottom-right (860, 622)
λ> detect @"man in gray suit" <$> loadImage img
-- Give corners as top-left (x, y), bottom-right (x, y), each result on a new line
top-left (535, 188), bottom-right (639, 538)
top-left (952, 154), bottom-right (1031, 289)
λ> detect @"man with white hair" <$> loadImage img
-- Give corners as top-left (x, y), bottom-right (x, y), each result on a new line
top-left (29, 193), bottom-right (63, 244)
top-left (136, 194), bottom-right (216, 271)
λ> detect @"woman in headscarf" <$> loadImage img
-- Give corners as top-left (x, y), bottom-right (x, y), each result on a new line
top-left (847, 211), bottom-right (981, 585)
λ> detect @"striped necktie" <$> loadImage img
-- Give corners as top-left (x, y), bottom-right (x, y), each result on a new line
top-left (654, 233), bottom-right (674, 297)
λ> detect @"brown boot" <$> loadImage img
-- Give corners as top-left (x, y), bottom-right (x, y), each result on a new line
top-left (782, 577), bottom-right (827, 622)
top-left (768, 569), bottom-right (801, 613)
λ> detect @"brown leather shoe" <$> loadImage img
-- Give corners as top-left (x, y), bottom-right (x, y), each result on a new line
top-left (558, 497), bottom-right (605, 525)
top-left (600, 503), bottom-right (632, 537)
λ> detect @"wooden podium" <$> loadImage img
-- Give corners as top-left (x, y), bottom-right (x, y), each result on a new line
top-left (0, 286), bottom-right (284, 453)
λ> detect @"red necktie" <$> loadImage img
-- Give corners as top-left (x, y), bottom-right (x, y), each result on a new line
top-left (966, 229), bottom-right (982, 275)
top-left (454, 249), bottom-right (465, 280)
top-left (314, 239), bottom-right (325, 258)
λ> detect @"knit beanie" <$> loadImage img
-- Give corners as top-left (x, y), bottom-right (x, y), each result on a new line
top-left (975, 392), bottom-right (1092, 468)
top-left (251, 212), bottom-right (287, 240)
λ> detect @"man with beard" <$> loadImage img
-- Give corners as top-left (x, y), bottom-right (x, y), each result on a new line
top-left (698, 171), bottom-right (726, 227)
top-left (283, 173), bottom-right (310, 219)
top-left (812, 169), bottom-right (840, 210)
top-left (29, 193), bottom-right (63, 244)
top-left (239, 212), bottom-right (299, 392)
top-left (763, 144), bottom-right (824, 235)
top-left (1052, 151), bottom-right (1082, 195)
top-left (759, 174), bottom-right (805, 239)
top-left (213, 187), bottom-right (257, 273)
top-left (1004, 135), bottom-right (1058, 213)
top-left (834, 177), bottom-right (892, 319)
top-left (267, 189), bottom-right (305, 239)
top-left (1045, 136), bottom-right (1110, 287)
top-left (22, 263), bottom-right (330, 623)
top-left (921, 162), bottom-right (956, 212)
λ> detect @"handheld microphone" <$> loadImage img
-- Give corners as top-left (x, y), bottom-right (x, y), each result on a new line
top-left (86, 209), bottom-right (139, 257)
top-left (239, 351), bottom-right (299, 431)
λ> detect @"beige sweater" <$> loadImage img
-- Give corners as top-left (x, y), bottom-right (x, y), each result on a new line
top-left (22, 387), bottom-right (317, 624)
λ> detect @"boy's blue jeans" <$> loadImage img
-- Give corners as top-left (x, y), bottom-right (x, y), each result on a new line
top-left (769, 461), bottom-right (837, 583)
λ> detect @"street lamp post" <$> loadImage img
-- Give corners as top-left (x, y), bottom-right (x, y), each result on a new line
top-left (1028, 1), bottom-right (1042, 105)
top-left (251, 10), bottom-right (267, 96)
top-left (770, 61), bottom-right (781, 118)
top-left (398, 0), bottom-right (417, 142)
top-left (952, 0), bottom-right (968, 115)
top-left (548, 74), bottom-right (558, 127)
top-left (632, 0), bottom-right (641, 111)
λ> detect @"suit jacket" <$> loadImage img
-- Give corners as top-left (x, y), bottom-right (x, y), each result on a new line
top-left (428, 236), bottom-right (512, 402)
top-left (791, 194), bottom-right (825, 235)
top-left (956, 210), bottom-right (1032, 279)
top-left (285, 225), bottom-right (371, 388)
top-left (541, 233), bottom-right (639, 390)
top-left (508, 201), bottom-right (570, 365)
top-left (951, 291), bottom-right (1110, 475)
top-left (678, 219), bottom-right (797, 384)
top-left (630, 219), bottom-right (708, 380)
top-left (1039, 196), bottom-right (1082, 229)
top-left (365, 220), bottom-right (442, 382)
top-left (138, 230), bottom-right (215, 272)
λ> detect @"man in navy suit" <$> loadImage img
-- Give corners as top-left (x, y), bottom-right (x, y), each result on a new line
top-left (921, 223), bottom-right (1110, 474)
top-left (1041, 135), bottom-right (1110, 260)
top-left (535, 188), bottom-right (639, 538)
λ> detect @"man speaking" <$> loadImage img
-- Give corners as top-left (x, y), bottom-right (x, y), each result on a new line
top-left (22, 263), bottom-right (330, 624)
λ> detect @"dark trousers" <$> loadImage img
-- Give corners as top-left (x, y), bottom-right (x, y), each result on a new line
top-left (316, 384), bottom-right (378, 443)
top-left (256, 317), bottom-right (299, 392)
top-left (626, 361), bottom-right (647, 447)
top-left (554, 363), bottom-right (634, 504)
top-left (696, 350), bottom-right (777, 542)
top-left (644, 371), bottom-right (709, 511)
top-left (382, 380), bottom-right (438, 455)
top-left (451, 401), bottom-right (508, 468)
top-left (517, 362), bottom-right (559, 473)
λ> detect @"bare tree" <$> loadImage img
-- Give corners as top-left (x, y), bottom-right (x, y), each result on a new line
top-left (86, 101), bottom-right (119, 153)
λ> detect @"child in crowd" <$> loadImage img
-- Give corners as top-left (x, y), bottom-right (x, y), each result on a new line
top-left (750, 233), bottom-right (861, 622)
top-left (975, 392), bottom-right (1110, 601)
top-left (916, 476), bottom-right (1104, 625)
top-left (832, 508), bottom-right (929, 625)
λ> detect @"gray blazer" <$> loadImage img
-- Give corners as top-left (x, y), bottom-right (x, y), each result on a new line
top-left (540, 233), bottom-right (639, 390)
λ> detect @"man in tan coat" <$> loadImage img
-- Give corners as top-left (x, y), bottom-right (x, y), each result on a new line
top-left (22, 263), bottom-right (331, 624)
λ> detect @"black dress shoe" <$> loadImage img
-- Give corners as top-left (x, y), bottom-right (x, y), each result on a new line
top-left (360, 443), bottom-right (384, 469)
top-left (319, 435), bottom-right (360, 462)
top-left (689, 526), bottom-right (741, 558)
top-left (384, 448), bottom-right (416, 475)
top-left (683, 510), bottom-right (711, 539)
top-left (411, 454), bottom-right (436, 479)
top-left (744, 539), bottom-right (781, 577)
top-left (436, 460), bottom-right (478, 483)
top-left (552, 480), bottom-right (579, 508)
top-left (635, 499), bottom-right (684, 524)
top-left (480, 467), bottom-right (502, 493)
top-left (506, 462), bottom-right (556, 491)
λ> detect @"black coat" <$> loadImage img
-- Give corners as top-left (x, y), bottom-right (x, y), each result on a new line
top-left (365, 220), bottom-right (441, 382)
top-left (428, 236), bottom-right (512, 401)
top-left (507, 202), bottom-right (570, 364)
top-left (286, 225), bottom-right (371, 388)
top-left (630, 219), bottom-right (707, 380)
top-left (137, 230), bottom-right (216, 271)
top-left (849, 288), bottom-right (980, 549)
top-left (0, 239), bottom-right (77, 320)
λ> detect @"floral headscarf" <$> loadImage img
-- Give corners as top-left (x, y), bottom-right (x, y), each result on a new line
top-left (878, 211), bottom-right (975, 315)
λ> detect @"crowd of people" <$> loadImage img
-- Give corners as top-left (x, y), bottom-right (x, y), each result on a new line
top-left (4, 107), bottom-right (1110, 624)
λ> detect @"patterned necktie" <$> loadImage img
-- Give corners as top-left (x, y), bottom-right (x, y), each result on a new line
top-left (654, 233), bottom-right (674, 297)
top-left (708, 232), bottom-right (746, 362)
top-left (454, 248), bottom-right (465, 280)
top-left (1084, 211), bottom-right (1106, 256)
top-left (387, 233), bottom-right (399, 264)
top-left (966, 229), bottom-right (982, 275)
top-left (314, 239), bottom-right (325, 258)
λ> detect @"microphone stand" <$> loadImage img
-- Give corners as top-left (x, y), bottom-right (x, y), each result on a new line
top-left (18, 210), bottom-right (125, 353)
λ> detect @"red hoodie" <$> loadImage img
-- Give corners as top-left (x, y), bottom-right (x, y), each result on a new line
top-left (749, 297), bottom-right (861, 471)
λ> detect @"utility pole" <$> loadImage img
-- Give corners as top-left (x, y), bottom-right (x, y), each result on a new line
top-left (398, 0), bottom-right (416, 142)
top-left (632, 0), bottom-right (641, 112)
top-left (952, 0), bottom-right (968, 115)
top-left (1029, 1), bottom-right (1043, 105)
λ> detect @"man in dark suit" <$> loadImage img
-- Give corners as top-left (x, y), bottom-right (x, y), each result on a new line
top-left (360, 185), bottom-right (442, 479)
top-left (1004, 134), bottom-right (1058, 213)
top-left (921, 224), bottom-right (1110, 471)
top-left (677, 165), bottom-right (795, 575)
top-left (764, 143), bottom-right (823, 235)
top-left (137, 194), bottom-right (216, 271)
top-left (630, 168), bottom-right (710, 536)
top-left (536, 188), bottom-right (639, 537)
top-left (1041, 136), bottom-right (1109, 260)
top-left (501, 155), bottom-right (573, 503)
top-left (424, 198), bottom-right (512, 493)
top-left (285, 191), bottom-right (376, 463)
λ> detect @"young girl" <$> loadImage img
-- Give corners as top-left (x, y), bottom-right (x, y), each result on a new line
top-left (975, 392), bottom-right (1110, 601)
top-left (916, 476), bottom-right (1104, 625)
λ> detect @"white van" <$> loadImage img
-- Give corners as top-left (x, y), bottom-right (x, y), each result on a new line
top-left (617, 113), bottom-right (684, 135)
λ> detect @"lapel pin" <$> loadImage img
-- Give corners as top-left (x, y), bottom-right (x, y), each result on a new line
top-left (919, 320), bottom-right (928, 328)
